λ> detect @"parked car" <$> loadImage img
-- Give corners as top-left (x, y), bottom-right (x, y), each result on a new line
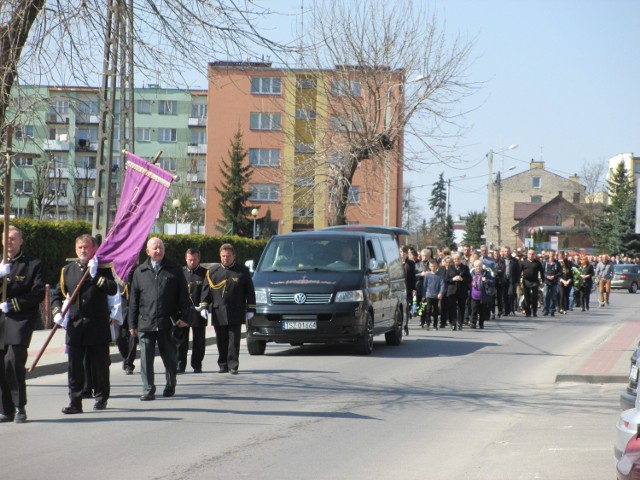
top-left (612, 264), bottom-right (640, 293)
top-left (616, 428), bottom-right (640, 479)
top-left (245, 228), bottom-right (407, 355)
top-left (621, 343), bottom-right (640, 410)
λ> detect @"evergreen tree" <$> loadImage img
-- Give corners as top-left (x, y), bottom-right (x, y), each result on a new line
top-left (462, 210), bottom-right (486, 246)
top-left (425, 172), bottom-right (455, 248)
top-left (593, 161), bottom-right (640, 255)
top-left (261, 208), bottom-right (274, 238)
top-left (215, 128), bottom-right (253, 237)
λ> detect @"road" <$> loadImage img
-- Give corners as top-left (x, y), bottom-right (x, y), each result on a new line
top-left (1, 292), bottom-right (635, 479)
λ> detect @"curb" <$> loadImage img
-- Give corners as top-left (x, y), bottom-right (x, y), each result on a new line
top-left (555, 373), bottom-right (628, 384)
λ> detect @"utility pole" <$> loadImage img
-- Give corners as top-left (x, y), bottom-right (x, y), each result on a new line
top-left (92, 0), bottom-right (135, 239)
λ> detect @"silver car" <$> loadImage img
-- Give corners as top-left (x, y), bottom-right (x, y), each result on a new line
top-left (612, 264), bottom-right (640, 294)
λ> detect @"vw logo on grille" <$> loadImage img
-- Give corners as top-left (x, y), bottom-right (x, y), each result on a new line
top-left (294, 293), bottom-right (307, 304)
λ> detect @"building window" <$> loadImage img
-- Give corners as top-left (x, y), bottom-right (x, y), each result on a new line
top-left (159, 157), bottom-right (177, 172)
top-left (14, 157), bottom-right (33, 167)
top-left (158, 100), bottom-right (177, 115)
top-left (158, 128), bottom-right (177, 143)
top-left (532, 176), bottom-right (541, 188)
top-left (296, 78), bottom-right (316, 89)
top-left (191, 103), bottom-right (207, 118)
top-left (295, 109), bottom-right (316, 120)
top-left (294, 143), bottom-right (315, 154)
top-left (329, 186), bottom-right (360, 205)
top-left (190, 130), bottom-right (206, 145)
top-left (250, 112), bottom-right (282, 131)
top-left (15, 126), bottom-right (34, 140)
top-left (331, 80), bottom-right (362, 97)
top-left (573, 192), bottom-right (580, 203)
top-left (137, 100), bottom-right (151, 114)
top-left (250, 183), bottom-right (280, 202)
top-left (293, 207), bottom-right (314, 218)
top-left (250, 77), bottom-right (282, 95)
top-left (249, 149), bottom-right (280, 167)
top-left (136, 127), bottom-right (151, 142)
top-left (78, 100), bottom-right (99, 115)
top-left (330, 115), bottom-right (363, 132)
top-left (14, 180), bottom-right (33, 194)
top-left (531, 195), bottom-right (542, 203)
top-left (76, 155), bottom-right (96, 169)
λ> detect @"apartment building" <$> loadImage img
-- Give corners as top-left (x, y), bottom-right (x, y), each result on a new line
top-left (205, 61), bottom-right (404, 236)
top-left (7, 84), bottom-right (207, 225)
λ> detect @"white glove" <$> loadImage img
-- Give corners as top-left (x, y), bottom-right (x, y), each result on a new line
top-left (200, 309), bottom-right (209, 320)
top-left (62, 298), bottom-right (70, 315)
top-left (88, 256), bottom-right (98, 278)
top-left (0, 262), bottom-right (10, 278)
top-left (0, 301), bottom-right (10, 313)
top-left (53, 311), bottom-right (69, 328)
top-left (246, 312), bottom-right (254, 321)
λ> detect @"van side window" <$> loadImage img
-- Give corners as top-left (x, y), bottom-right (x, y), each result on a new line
top-left (368, 238), bottom-right (384, 269)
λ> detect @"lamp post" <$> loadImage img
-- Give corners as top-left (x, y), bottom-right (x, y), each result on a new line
top-left (495, 166), bottom-right (516, 247)
top-left (15, 188), bottom-right (22, 218)
top-left (172, 199), bottom-right (181, 235)
top-left (251, 208), bottom-right (259, 240)
top-left (445, 174), bottom-right (466, 220)
top-left (487, 144), bottom-right (518, 247)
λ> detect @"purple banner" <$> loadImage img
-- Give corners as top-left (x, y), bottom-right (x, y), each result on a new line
top-left (96, 152), bottom-right (175, 284)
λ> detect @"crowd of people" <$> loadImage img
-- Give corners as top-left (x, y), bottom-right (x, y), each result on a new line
top-left (0, 228), bottom-right (255, 422)
top-left (402, 244), bottom-right (630, 333)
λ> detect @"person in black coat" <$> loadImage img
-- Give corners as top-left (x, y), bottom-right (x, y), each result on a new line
top-left (501, 246), bottom-right (521, 316)
top-left (176, 248), bottom-right (208, 373)
top-left (0, 226), bottom-right (45, 423)
top-left (520, 249), bottom-right (544, 317)
top-left (200, 243), bottom-right (255, 374)
top-left (400, 245), bottom-right (416, 335)
top-left (52, 234), bottom-right (118, 414)
top-left (129, 237), bottom-right (190, 401)
top-left (444, 253), bottom-right (471, 330)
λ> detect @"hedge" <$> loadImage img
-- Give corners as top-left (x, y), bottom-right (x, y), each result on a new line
top-left (2, 219), bottom-right (268, 286)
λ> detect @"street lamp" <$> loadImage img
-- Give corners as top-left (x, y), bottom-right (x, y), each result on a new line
top-left (15, 188), bottom-right (22, 218)
top-left (172, 199), bottom-right (181, 235)
top-left (487, 144), bottom-right (518, 247)
top-left (445, 174), bottom-right (466, 220)
top-left (495, 165), bottom-right (517, 247)
top-left (251, 208), bottom-right (259, 240)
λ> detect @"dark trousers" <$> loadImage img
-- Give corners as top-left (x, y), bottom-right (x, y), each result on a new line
top-left (581, 286), bottom-right (591, 310)
top-left (493, 284), bottom-right (503, 315)
top-left (138, 329), bottom-right (177, 395)
top-left (502, 284), bottom-right (517, 316)
top-left (447, 296), bottom-right (466, 327)
top-left (523, 284), bottom-right (539, 316)
top-left (177, 326), bottom-right (206, 371)
top-left (116, 327), bottom-right (138, 370)
top-left (0, 345), bottom-right (28, 415)
top-left (424, 298), bottom-right (439, 326)
top-left (559, 285), bottom-right (571, 312)
top-left (471, 299), bottom-right (489, 327)
top-left (68, 343), bottom-right (110, 407)
top-left (214, 324), bottom-right (242, 371)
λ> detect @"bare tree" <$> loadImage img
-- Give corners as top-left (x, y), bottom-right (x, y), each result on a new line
top-left (579, 158), bottom-right (606, 229)
top-left (280, 0), bottom-right (476, 225)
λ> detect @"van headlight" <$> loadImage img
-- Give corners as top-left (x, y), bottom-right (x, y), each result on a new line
top-left (335, 290), bottom-right (363, 302)
top-left (255, 290), bottom-right (268, 305)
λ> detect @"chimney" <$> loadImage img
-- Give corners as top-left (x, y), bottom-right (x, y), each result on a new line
top-left (530, 159), bottom-right (545, 170)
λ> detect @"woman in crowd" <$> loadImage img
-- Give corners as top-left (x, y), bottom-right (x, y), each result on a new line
top-left (470, 259), bottom-right (494, 329)
top-left (579, 256), bottom-right (595, 312)
top-left (444, 253), bottom-right (471, 331)
top-left (558, 259), bottom-right (573, 314)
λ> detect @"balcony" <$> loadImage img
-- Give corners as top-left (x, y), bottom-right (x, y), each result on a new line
top-left (43, 139), bottom-right (70, 151)
top-left (188, 117), bottom-right (207, 127)
top-left (46, 113), bottom-right (69, 124)
top-left (76, 139), bottom-right (98, 151)
top-left (76, 114), bottom-right (100, 124)
top-left (187, 144), bottom-right (207, 155)
top-left (48, 167), bottom-right (70, 178)
top-left (186, 171), bottom-right (205, 183)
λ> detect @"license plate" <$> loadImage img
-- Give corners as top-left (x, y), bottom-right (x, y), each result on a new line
top-left (282, 321), bottom-right (317, 330)
top-left (630, 364), bottom-right (639, 382)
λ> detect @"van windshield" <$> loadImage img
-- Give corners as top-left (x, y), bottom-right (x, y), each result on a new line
top-left (258, 238), bottom-right (362, 272)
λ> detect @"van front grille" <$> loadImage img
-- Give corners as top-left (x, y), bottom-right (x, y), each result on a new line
top-left (270, 293), bottom-right (332, 304)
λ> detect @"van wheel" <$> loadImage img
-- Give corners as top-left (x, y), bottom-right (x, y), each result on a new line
top-left (630, 282), bottom-right (638, 294)
top-left (247, 338), bottom-right (266, 355)
top-left (385, 307), bottom-right (403, 346)
top-left (355, 312), bottom-right (374, 355)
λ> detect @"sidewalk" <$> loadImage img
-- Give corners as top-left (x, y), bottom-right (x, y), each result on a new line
top-left (555, 316), bottom-right (640, 384)
top-left (25, 326), bottom-right (219, 379)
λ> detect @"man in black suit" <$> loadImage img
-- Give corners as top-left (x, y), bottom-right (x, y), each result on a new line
top-left (400, 245), bottom-right (416, 335)
top-left (501, 246), bottom-right (521, 316)
top-left (0, 226), bottom-right (45, 423)
top-left (52, 234), bottom-right (118, 414)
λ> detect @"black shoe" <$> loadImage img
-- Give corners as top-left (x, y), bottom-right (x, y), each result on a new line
top-left (14, 408), bottom-right (26, 423)
top-left (229, 369), bottom-right (239, 375)
top-left (542, 312), bottom-right (549, 316)
top-left (62, 405), bottom-right (83, 415)
top-left (218, 367), bottom-right (229, 374)
top-left (581, 308), bottom-right (585, 312)
top-left (479, 324), bottom-right (484, 329)
top-left (163, 387), bottom-right (175, 398)
top-left (140, 392), bottom-right (156, 401)
top-left (452, 325), bottom-right (457, 331)
top-left (404, 327), bottom-right (409, 336)
top-left (193, 368), bottom-right (202, 374)
top-left (93, 401), bottom-right (107, 411)
top-left (550, 312), bottom-right (555, 317)
top-left (124, 368), bottom-right (134, 375)
top-left (470, 324), bottom-right (477, 329)
top-left (458, 324), bottom-right (463, 330)
top-left (0, 413), bottom-right (13, 423)
top-left (533, 313), bottom-right (538, 317)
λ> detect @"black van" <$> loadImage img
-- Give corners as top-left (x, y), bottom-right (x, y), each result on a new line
top-left (246, 229), bottom-right (406, 355)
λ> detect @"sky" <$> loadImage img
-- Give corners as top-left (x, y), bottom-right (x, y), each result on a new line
top-left (187, 0), bottom-right (640, 222)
